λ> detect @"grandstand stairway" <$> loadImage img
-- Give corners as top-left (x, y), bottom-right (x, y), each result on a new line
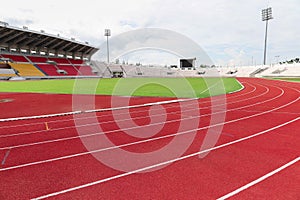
top-left (271, 68), bottom-right (287, 74)
top-left (249, 67), bottom-right (268, 77)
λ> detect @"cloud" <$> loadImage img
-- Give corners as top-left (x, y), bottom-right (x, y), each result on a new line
top-left (118, 49), bottom-right (179, 66)
top-left (4, 18), bottom-right (34, 27)
top-left (0, 0), bottom-right (299, 66)
top-left (95, 28), bottom-right (213, 66)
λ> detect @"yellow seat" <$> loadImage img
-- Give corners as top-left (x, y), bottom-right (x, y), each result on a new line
top-left (0, 74), bottom-right (17, 77)
top-left (9, 63), bottom-right (45, 76)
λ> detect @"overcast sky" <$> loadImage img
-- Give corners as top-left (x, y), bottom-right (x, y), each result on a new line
top-left (1, 0), bottom-right (299, 66)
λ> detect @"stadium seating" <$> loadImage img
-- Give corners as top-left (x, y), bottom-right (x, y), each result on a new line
top-left (74, 66), bottom-right (94, 75)
top-left (0, 53), bottom-right (96, 77)
top-left (36, 64), bottom-right (61, 76)
top-left (0, 74), bottom-right (16, 77)
top-left (1, 54), bottom-right (28, 62)
top-left (259, 64), bottom-right (300, 77)
top-left (0, 62), bottom-right (10, 68)
top-left (27, 56), bottom-right (48, 63)
top-left (9, 63), bottom-right (45, 76)
top-left (48, 57), bottom-right (70, 64)
top-left (0, 68), bottom-right (16, 77)
top-left (57, 65), bottom-right (80, 76)
top-left (69, 59), bottom-right (84, 65)
top-left (280, 65), bottom-right (300, 76)
top-left (0, 63), bottom-right (16, 77)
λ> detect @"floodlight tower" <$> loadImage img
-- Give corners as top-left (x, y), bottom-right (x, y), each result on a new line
top-left (104, 29), bottom-right (111, 64)
top-left (275, 55), bottom-right (280, 64)
top-left (262, 7), bottom-right (273, 65)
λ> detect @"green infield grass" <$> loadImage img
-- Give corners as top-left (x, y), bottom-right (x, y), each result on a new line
top-left (0, 77), bottom-right (242, 98)
top-left (272, 77), bottom-right (300, 83)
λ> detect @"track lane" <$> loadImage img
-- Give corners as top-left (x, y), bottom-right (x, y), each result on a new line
top-left (226, 159), bottom-right (299, 200)
top-left (0, 83), bottom-right (269, 147)
top-left (0, 77), bottom-right (295, 199)
top-left (0, 82), bottom-right (257, 135)
top-left (0, 82), bottom-right (287, 168)
top-left (32, 116), bottom-right (300, 200)
top-left (0, 80), bottom-right (298, 170)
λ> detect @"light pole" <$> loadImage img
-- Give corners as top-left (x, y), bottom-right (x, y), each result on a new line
top-left (275, 55), bottom-right (280, 64)
top-left (104, 29), bottom-right (111, 64)
top-left (262, 7), bottom-right (273, 65)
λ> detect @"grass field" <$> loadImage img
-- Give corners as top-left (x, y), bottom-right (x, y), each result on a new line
top-left (272, 77), bottom-right (300, 82)
top-left (0, 77), bottom-right (242, 98)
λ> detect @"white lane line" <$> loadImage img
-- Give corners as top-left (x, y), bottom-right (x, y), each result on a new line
top-left (0, 82), bottom-right (255, 130)
top-left (217, 157), bottom-right (300, 200)
top-left (0, 81), bottom-right (252, 125)
top-left (228, 79), bottom-right (245, 94)
top-left (1, 90), bottom-right (297, 171)
top-left (0, 83), bottom-right (267, 139)
top-left (31, 116), bottom-right (300, 200)
top-left (0, 98), bottom-right (194, 122)
top-left (0, 84), bottom-right (277, 150)
top-left (0, 111), bottom-right (82, 122)
top-left (231, 109), bottom-right (300, 115)
top-left (1, 78), bottom-right (226, 123)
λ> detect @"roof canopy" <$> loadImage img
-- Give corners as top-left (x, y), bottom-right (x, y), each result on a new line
top-left (0, 23), bottom-right (99, 59)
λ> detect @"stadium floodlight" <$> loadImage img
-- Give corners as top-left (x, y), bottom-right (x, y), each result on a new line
top-left (275, 55), bottom-right (280, 64)
top-left (262, 7), bottom-right (273, 65)
top-left (105, 29), bottom-right (111, 64)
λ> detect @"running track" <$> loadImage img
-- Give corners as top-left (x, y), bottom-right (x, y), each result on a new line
top-left (0, 78), bottom-right (299, 199)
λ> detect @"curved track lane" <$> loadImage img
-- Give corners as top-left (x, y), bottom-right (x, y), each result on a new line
top-left (0, 78), bottom-right (299, 200)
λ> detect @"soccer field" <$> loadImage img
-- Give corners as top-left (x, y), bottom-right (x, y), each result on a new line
top-left (0, 77), bottom-right (242, 98)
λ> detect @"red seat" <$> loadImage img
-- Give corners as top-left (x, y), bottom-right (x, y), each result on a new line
top-left (48, 57), bottom-right (70, 64)
top-left (68, 59), bottom-right (84, 65)
top-left (27, 56), bottom-right (48, 63)
top-left (37, 64), bottom-right (63, 76)
top-left (75, 66), bottom-right (95, 75)
top-left (57, 65), bottom-right (80, 75)
top-left (1, 54), bottom-right (28, 62)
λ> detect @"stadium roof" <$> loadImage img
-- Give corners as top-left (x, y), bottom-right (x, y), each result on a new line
top-left (0, 22), bottom-right (99, 58)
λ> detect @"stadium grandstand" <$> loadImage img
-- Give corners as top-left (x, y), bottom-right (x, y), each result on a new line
top-left (0, 22), bottom-right (299, 79)
top-left (0, 22), bottom-right (99, 79)
top-left (91, 61), bottom-right (300, 78)
top-left (0, 22), bottom-right (299, 200)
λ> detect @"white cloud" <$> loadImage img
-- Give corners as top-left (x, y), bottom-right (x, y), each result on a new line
top-left (0, 0), bottom-right (299, 66)
top-left (118, 49), bottom-right (179, 66)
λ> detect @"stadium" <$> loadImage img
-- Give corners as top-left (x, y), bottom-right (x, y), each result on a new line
top-left (0, 3), bottom-right (299, 200)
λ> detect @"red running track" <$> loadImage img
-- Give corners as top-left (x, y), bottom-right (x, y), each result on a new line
top-left (0, 78), bottom-right (299, 199)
